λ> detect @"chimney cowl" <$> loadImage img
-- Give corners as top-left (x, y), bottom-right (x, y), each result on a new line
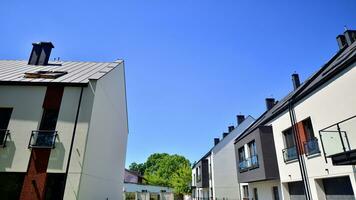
top-left (292, 73), bottom-right (301, 90)
top-left (236, 115), bottom-right (245, 125)
top-left (228, 126), bottom-right (235, 132)
top-left (222, 132), bottom-right (229, 138)
top-left (265, 98), bottom-right (276, 110)
top-left (336, 35), bottom-right (348, 49)
top-left (344, 30), bottom-right (356, 46)
top-left (214, 138), bottom-right (220, 145)
top-left (28, 42), bottom-right (54, 66)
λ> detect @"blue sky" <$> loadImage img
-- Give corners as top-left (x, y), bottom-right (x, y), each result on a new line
top-left (0, 0), bottom-right (355, 166)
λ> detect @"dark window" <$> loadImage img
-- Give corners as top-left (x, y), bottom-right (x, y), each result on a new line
top-left (283, 128), bottom-right (295, 148)
top-left (29, 109), bottom-right (59, 148)
top-left (248, 140), bottom-right (257, 157)
top-left (0, 172), bottom-right (25, 200)
top-left (238, 147), bottom-right (246, 162)
top-left (253, 188), bottom-right (258, 200)
top-left (322, 176), bottom-right (354, 197)
top-left (302, 118), bottom-right (315, 140)
top-left (0, 108), bottom-right (12, 147)
top-left (272, 186), bottom-right (279, 200)
top-left (45, 173), bottom-right (66, 200)
top-left (288, 181), bottom-right (305, 200)
top-left (242, 185), bottom-right (249, 199)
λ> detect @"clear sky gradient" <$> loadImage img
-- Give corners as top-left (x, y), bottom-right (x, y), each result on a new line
top-left (0, 0), bottom-right (355, 166)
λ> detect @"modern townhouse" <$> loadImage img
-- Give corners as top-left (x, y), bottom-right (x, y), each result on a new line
top-left (266, 30), bottom-right (356, 200)
top-left (0, 42), bottom-right (129, 200)
top-left (234, 99), bottom-right (281, 200)
top-left (192, 115), bottom-right (255, 200)
top-left (234, 29), bottom-right (356, 200)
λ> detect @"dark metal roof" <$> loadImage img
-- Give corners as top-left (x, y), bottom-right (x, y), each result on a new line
top-left (235, 41), bottom-right (356, 143)
top-left (0, 60), bottom-right (123, 86)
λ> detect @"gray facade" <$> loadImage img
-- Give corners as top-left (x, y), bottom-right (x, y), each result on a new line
top-left (234, 125), bottom-right (279, 183)
top-left (194, 159), bottom-right (209, 188)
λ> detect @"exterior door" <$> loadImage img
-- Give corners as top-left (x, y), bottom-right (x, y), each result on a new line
top-left (322, 176), bottom-right (354, 200)
top-left (288, 181), bottom-right (306, 200)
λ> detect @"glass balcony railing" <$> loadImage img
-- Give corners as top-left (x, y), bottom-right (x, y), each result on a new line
top-left (304, 138), bottom-right (320, 156)
top-left (282, 146), bottom-right (298, 162)
top-left (0, 129), bottom-right (10, 147)
top-left (239, 155), bottom-right (259, 171)
top-left (319, 115), bottom-right (356, 159)
top-left (28, 130), bottom-right (58, 149)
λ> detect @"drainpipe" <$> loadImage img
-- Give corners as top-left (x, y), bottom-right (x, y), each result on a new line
top-left (63, 87), bottom-right (84, 197)
top-left (288, 100), bottom-right (312, 200)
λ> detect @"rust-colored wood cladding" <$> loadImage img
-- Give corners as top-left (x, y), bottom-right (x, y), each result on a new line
top-left (19, 149), bottom-right (51, 200)
top-left (20, 86), bottom-right (64, 200)
top-left (42, 86), bottom-right (64, 109)
top-left (296, 121), bottom-right (307, 155)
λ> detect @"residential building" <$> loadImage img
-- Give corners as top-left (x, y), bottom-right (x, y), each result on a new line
top-left (192, 115), bottom-right (255, 200)
top-left (234, 101), bottom-right (281, 200)
top-left (123, 169), bottom-right (174, 200)
top-left (0, 42), bottom-right (129, 200)
top-left (211, 115), bottom-right (254, 200)
top-left (266, 30), bottom-right (356, 200)
top-left (234, 29), bottom-right (356, 200)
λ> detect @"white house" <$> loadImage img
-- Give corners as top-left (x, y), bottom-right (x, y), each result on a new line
top-left (0, 42), bottom-right (129, 200)
top-left (233, 29), bottom-right (356, 200)
top-left (192, 115), bottom-right (254, 200)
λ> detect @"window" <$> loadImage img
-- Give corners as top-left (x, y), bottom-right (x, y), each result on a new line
top-left (302, 118), bottom-right (315, 140)
top-left (242, 185), bottom-right (249, 199)
top-left (282, 128), bottom-right (298, 162)
top-left (29, 109), bottom-right (59, 149)
top-left (24, 71), bottom-right (67, 79)
top-left (253, 188), bottom-right (258, 200)
top-left (272, 186), bottom-right (279, 200)
top-left (238, 147), bottom-right (247, 171)
top-left (248, 140), bottom-right (258, 168)
top-left (283, 128), bottom-right (295, 148)
top-left (0, 108), bottom-right (12, 147)
top-left (302, 118), bottom-right (320, 156)
top-left (0, 172), bottom-right (25, 199)
top-left (45, 173), bottom-right (66, 200)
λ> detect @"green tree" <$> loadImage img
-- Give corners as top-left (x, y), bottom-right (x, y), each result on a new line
top-left (128, 153), bottom-right (192, 195)
top-left (128, 162), bottom-right (146, 175)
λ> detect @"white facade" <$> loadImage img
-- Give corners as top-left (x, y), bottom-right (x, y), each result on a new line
top-left (267, 60), bottom-right (356, 199)
top-left (210, 116), bottom-right (255, 200)
top-left (0, 61), bottom-right (128, 200)
top-left (192, 116), bottom-right (254, 200)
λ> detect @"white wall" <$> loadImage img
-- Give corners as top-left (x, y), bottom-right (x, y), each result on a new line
top-left (0, 85), bottom-right (46, 172)
top-left (211, 117), bottom-right (254, 200)
top-left (268, 61), bottom-right (356, 199)
top-left (77, 63), bottom-right (129, 200)
top-left (248, 180), bottom-right (281, 200)
top-left (124, 183), bottom-right (173, 193)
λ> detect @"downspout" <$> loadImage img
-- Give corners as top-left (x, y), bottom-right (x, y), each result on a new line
top-left (288, 100), bottom-right (312, 200)
top-left (62, 86), bottom-right (84, 198)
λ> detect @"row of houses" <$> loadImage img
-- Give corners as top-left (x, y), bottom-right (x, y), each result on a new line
top-left (192, 30), bottom-right (356, 200)
top-left (0, 42), bottom-right (129, 199)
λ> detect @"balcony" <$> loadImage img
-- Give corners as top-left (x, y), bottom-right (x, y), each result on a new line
top-left (282, 146), bottom-right (297, 162)
top-left (239, 155), bottom-right (259, 172)
top-left (319, 115), bottom-right (356, 165)
top-left (303, 138), bottom-right (320, 156)
top-left (28, 130), bottom-right (58, 149)
top-left (0, 129), bottom-right (10, 148)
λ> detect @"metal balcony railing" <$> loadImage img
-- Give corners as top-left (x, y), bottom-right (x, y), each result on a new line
top-left (239, 155), bottom-right (259, 171)
top-left (0, 129), bottom-right (10, 148)
top-left (319, 115), bottom-right (356, 162)
top-left (28, 130), bottom-right (58, 149)
top-left (303, 138), bottom-right (320, 156)
top-left (282, 146), bottom-right (298, 162)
